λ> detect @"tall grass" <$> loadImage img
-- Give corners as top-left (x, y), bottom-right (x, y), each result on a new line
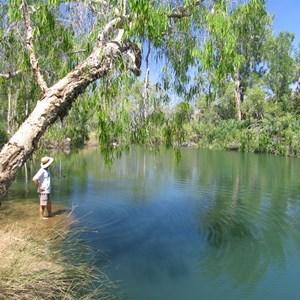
top-left (0, 201), bottom-right (116, 300)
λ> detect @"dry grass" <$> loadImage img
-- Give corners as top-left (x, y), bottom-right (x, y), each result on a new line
top-left (0, 201), bottom-right (115, 300)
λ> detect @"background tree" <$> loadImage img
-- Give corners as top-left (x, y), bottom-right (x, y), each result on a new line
top-left (201, 0), bottom-right (271, 120)
top-left (263, 32), bottom-right (297, 110)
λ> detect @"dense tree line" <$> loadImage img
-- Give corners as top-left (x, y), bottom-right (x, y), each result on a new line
top-left (0, 0), bottom-right (299, 198)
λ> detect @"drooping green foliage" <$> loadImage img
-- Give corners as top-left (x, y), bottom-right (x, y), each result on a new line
top-left (129, 0), bottom-right (169, 45)
top-left (263, 32), bottom-right (296, 105)
top-left (164, 101), bottom-right (193, 148)
top-left (197, 0), bottom-right (271, 120)
top-left (1, 0), bottom-right (300, 159)
top-left (1, 0), bottom-right (76, 135)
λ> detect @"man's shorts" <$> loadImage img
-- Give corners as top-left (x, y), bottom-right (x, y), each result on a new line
top-left (39, 193), bottom-right (50, 206)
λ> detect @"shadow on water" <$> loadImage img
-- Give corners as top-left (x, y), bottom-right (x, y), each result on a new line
top-left (52, 208), bottom-right (72, 216)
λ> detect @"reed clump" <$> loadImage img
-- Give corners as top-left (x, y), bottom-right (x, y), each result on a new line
top-left (0, 201), bottom-right (114, 300)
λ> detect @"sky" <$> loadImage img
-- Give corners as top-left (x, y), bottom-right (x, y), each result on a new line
top-left (266, 0), bottom-right (300, 45)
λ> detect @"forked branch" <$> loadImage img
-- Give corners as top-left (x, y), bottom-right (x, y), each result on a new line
top-left (168, 0), bottom-right (204, 18)
top-left (21, 0), bottom-right (48, 94)
top-left (0, 70), bottom-right (21, 79)
top-left (98, 16), bottom-right (123, 46)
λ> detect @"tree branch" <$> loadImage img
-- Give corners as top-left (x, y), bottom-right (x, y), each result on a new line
top-left (168, 0), bottom-right (204, 19)
top-left (98, 16), bottom-right (123, 46)
top-left (0, 70), bottom-right (21, 80)
top-left (143, 41), bottom-right (151, 116)
top-left (122, 0), bottom-right (127, 16)
top-left (21, 0), bottom-right (48, 94)
top-left (67, 49), bottom-right (87, 55)
top-left (97, 14), bottom-right (132, 46)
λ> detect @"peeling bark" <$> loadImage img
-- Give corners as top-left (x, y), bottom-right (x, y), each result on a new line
top-left (234, 73), bottom-right (242, 121)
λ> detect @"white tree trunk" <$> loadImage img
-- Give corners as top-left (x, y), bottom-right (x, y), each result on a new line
top-left (234, 73), bottom-right (242, 121)
top-left (7, 90), bottom-right (11, 135)
top-left (143, 42), bottom-right (151, 120)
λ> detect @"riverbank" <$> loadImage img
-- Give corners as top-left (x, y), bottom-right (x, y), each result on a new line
top-left (0, 200), bottom-right (114, 300)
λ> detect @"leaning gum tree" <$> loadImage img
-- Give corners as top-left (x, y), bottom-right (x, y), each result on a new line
top-left (0, 0), bottom-right (205, 199)
top-left (0, 0), bottom-right (268, 199)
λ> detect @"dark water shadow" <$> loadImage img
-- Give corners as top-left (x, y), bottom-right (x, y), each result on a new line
top-left (51, 208), bottom-right (72, 217)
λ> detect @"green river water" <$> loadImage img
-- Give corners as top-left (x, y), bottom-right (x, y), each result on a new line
top-left (4, 147), bottom-right (300, 300)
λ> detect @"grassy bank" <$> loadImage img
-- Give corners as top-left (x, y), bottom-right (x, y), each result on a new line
top-left (185, 114), bottom-right (300, 157)
top-left (0, 201), bottom-right (115, 300)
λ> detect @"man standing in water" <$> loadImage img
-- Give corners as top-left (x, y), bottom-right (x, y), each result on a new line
top-left (32, 156), bottom-right (54, 219)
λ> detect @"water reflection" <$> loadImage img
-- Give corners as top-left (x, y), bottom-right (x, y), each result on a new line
top-left (193, 151), bottom-right (300, 297)
top-left (5, 147), bottom-right (300, 299)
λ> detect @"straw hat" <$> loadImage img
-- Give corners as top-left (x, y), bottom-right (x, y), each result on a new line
top-left (41, 156), bottom-right (54, 168)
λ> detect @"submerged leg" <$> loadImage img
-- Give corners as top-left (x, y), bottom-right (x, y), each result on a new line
top-left (47, 200), bottom-right (52, 217)
top-left (40, 205), bottom-right (45, 218)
